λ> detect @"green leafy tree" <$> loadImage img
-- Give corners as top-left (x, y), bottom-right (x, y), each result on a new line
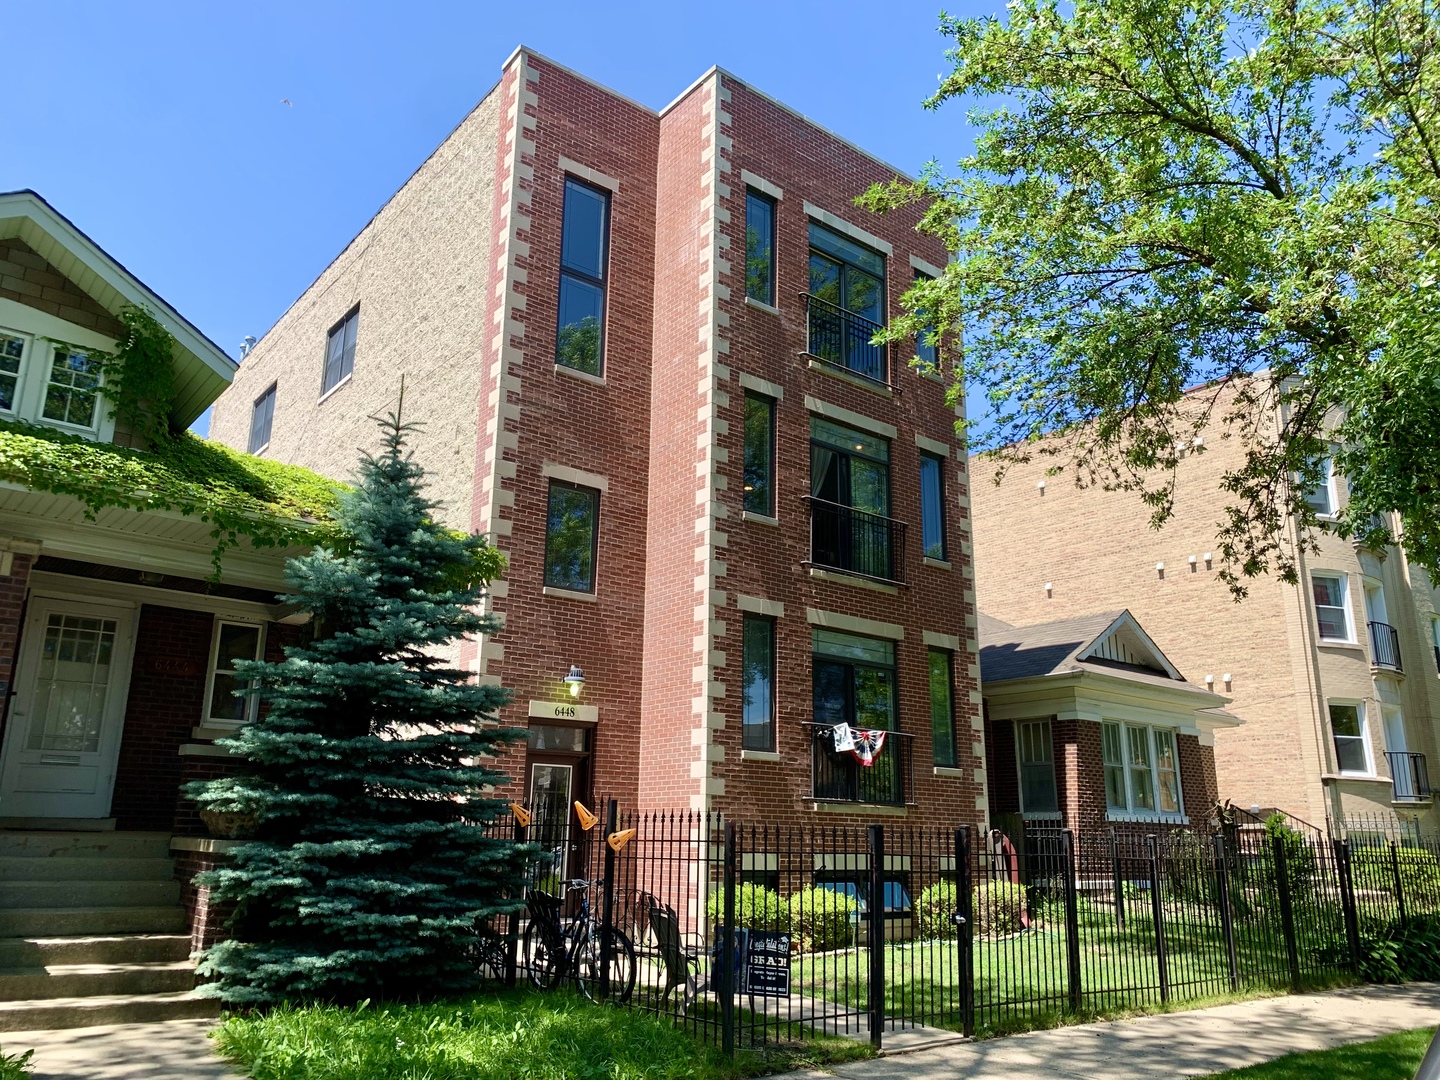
top-left (865, 0), bottom-right (1440, 594)
top-left (188, 411), bottom-right (528, 1005)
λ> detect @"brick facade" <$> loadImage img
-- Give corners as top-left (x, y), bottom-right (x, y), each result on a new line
top-left (210, 49), bottom-right (986, 831)
top-left (0, 238), bottom-right (125, 339)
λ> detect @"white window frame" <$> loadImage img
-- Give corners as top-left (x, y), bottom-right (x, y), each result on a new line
top-left (0, 325), bottom-right (32, 418)
top-left (202, 618), bottom-right (267, 728)
top-left (1312, 571), bottom-right (1354, 643)
top-left (39, 345), bottom-right (104, 432)
top-left (1100, 720), bottom-right (1187, 823)
top-left (1327, 699), bottom-right (1373, 777)
top-left (0, 301), bottom-right (116, 440)
top-left (1303, 454), bottom-right (1338, 519)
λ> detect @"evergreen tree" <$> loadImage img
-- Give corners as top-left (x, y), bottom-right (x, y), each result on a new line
top-left (188, 411), bottom-right (528, 1005)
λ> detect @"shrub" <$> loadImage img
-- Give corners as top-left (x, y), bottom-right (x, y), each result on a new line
top-left (1352, 845), bottom-right (1440, 913)
top-left (788, 887), bottom-right (858, 952)
top-left (914, 880), bottom-right (957, 940)
top-left (1357, 914), bottom-right (1440, 983)
top-left (704, 883), bottom-right (788, 933)
top-left (1262, 814), bottom-right (1318, 901)
top-left (973, 881), bottom-right (1027, 936)
top-left (1163, 830), bottom-right (1213, 904)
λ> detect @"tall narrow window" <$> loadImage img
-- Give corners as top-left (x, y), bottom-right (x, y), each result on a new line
top-left (742, 616), bottom-right (776, 752)
top-left (43, 348), bottom-right (100, 427)
top-left (206, 620), bottom-right (265, 726)
top-left (1017, 719), bottom-right (1057, 813)
top-left (919, 452), bottom-right (946, 560)
top-left (913, 270), bottom-right (938, 372)
top-left (1329, 702), bottom-right (1370, 774)
top-left (1312, 573), bottom-right (1351, 641)
top-left (1102, 722), bottom-right (1127, 810)
top-left (249, 383), bottom-right (277, 454)
top-left (927, 649), bottom-right (956, 767)
top-left (1303, 455), bottom-right (1336, 517)
top-left (543, 480), bottom-right (600, 593)
top-left (1127, 725), bottom-right (1156, 810)
top-left (743, 393), bottom-right (775, 516)
top-left (745, 189), bottom-right (776, 305)
top-left (0, 331), bottom-right (26, 412)
top-left (322, 308), bottom-right (358, 394)
top-left (557, 177), bottom-right (610, 376)
top-left (1153, 728), bottom-right (1181, 813)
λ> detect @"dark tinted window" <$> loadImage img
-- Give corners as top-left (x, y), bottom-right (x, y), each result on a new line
top-left (248, 383), bottom-right (276, 454)
top-left (920, 453), bottom-right (945, 560)
top-left (743, 393), bottom-right (775, 515)
top-left (557, 178), bottom-right (610, 376)
top-left (745, 190), bottom-right (776, 305)
top-left (742, 616), bottom-right (776, 752)
top-left (322, 309), bottom-right (358, 394)
top-left (928, 649), bottom-right (956, 767)
top-left (543, 481), bottom-right (600, 592)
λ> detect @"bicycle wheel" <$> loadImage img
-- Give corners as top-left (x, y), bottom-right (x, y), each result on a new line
top-left (523, 920), bottom-right (565, 990)
top-left (465, 924), bottom-right (510, 983)
top-left (576, 927), bottom-right (636, 1004)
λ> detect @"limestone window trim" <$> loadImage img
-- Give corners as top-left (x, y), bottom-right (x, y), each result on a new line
top-left (558, 156), bottom-right (620, 193)
top-left (801, 201), bottom-right (894, 258)
top-left (744, 296), bottom-right (781, 316)
top-left (555, 362), bottom-right (607, 387)
top-left (540, 462), bottom-right (610, 492)
top-left (933, 766), bottom-right (964, 779)
top-left (805, 607), bottom-right (904, 641)
top-left (736, 594), bottom-right (784, 618)
top-left (542, 585), bottom-right (599, 603)
top-left (909, 254), bottom-right (945, 278)
top-left (741, 511), bottom-right (780, 527)
top-left (738, 372), bottom-right (784, 400)
top-left (914, 433), bottom-right (952, 458)
top-left (923, 557), bottom-right (953, 571)
top-left (741, 749), bottom-right (782, 763)
top-left (803, 395), bottom-right (897, 440)
top-left (807, 567), bottom-right (900, 595)
top-left (740, 170), bottom-right (784, 202)
top-left (806, 357), bottom-right (895, 399)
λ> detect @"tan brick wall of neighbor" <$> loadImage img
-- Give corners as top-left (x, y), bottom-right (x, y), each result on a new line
top-left (209, 88), bottom-right (504, 529)
top-left (970, 386), bottom-right (1440, 832)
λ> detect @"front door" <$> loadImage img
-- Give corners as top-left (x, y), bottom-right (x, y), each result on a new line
top-left (0, 596), bottom-right (137, 819)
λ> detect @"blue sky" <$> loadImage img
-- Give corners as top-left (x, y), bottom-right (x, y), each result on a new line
top-left (2, 1), bottom-right (992, 435)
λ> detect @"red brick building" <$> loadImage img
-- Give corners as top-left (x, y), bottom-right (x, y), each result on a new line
top-left (210, 48), bottom-right (989, 832)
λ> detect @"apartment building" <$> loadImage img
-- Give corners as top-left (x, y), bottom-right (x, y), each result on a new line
top-left (970, 385), bottom-right (1440, 835)
top-left (209, 47), bottom-right (987, 834)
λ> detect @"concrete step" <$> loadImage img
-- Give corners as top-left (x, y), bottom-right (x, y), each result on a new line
top-left (0, 961), bottom-right (196, 1001)
top-left (0, 907), bottom-right (187, 937)
top-left (0, 856), bottom-right (176, 882)
top-left (0, 935), bottom-right (190, 968)
top-left (0, 990), bottom-right (218, 1032)
top-left (0, 879), bottom-right (181, 910)
top-left (0, 831), bottom-right (171, 859)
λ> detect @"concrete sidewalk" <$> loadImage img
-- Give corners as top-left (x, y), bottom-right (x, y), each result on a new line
top-left (781, 982), bottom-right (1440, 1079)
top-left (2, 983), bottom-right (1437, 1079)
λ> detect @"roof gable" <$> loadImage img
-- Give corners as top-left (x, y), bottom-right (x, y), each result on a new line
top-left (1076, 611), bottom-right (1182, 679)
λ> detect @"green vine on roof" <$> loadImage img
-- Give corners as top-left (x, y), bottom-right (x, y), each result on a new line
top-left (3, 308), bottom-right (346, 575)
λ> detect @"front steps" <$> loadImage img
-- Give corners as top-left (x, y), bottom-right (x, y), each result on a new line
top-left (0, 829), bottom-right (216, 1031)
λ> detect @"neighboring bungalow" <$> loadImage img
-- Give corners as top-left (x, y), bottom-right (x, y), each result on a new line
top-left (979, 609), bottom-right (1238, 838)
top-left (0, 190), bottom-right (337, 1031)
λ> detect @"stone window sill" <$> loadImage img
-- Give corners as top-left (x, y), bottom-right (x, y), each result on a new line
top-left (933, 766), bottom-right (964, 779)
top-left (555, 363), bottom-right (607, 387)
top-left (543, 586), bottom-right (598, 603)
top-left (742, 511), bottom-right (780, 527)
top-left (805, 357), bottom-right (895, 398)
top-left (744, 296), bottom-right (781, 316)
top-left (923, 557), bottom-right (952, 571)
top-left (741, 749), bottom-right (782, 763)
top-left (807, 567), bottom-right (900, 595)
top-left (807, 800), bottom-right (909, 817)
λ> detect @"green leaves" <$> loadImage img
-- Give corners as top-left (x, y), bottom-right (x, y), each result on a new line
top-left (867, 0), bottom-right (1440, 593)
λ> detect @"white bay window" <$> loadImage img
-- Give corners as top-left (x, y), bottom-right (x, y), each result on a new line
top-left (1102, 721), bottom-right (1184, 820)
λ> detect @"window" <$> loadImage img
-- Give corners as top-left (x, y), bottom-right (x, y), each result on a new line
top-left (1103, 721), bottom-right (1185, 817)
top-left (43, 348), bottom-right (100, 427)
top-left (1017, 719), bottom-right (1057, 813)
top-left (928, 649), bottom-right (956, 767)
top-left (1303, 455), bottom-right (1337, 517)
top-left (742, 616), bottom-right (776, 752)
top-left (543, 480), bottom-right (600, 593)
top-left (1431, 616), bottom-right (1440, 675)
top-left (557, 177), bottom-right (610, 376)
top-left (743, 393), bottom-right (776, 516)
top-left (1312, 573), bottom-right (1352, 641)
top-left (0, 331), bottom-right (26, 412)
top-left (913, 270), bottom-right (938, 372)
top-left (206, 620), bottom-right (265, 726)
top-left (1329, 702), bottom-right (1370, 774)
top-left (249, 383), bottom-right (276, 454)
top-left (807, 222), bottom-right (886, 382)
top-left (322, 308), bottom-right (358, 394)
top-left (809, 417), bottom-right (895, 581)
top-left (812, 629), bottom-right (901, 804)
top-left (745, 189), bottom-right (776, 305)
top-left (919, 453), bottom-right (945, 560)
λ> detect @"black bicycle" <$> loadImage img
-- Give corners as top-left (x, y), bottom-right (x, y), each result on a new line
top-left (523, 877), bottom-right (637, 1003)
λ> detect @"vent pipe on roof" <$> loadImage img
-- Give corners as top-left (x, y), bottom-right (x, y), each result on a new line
top-left (238, 335), bottom-right (257, 359)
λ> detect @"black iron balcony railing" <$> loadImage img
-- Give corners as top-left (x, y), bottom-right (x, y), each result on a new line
top-left (1368, 620), bottom-right (1403, 671)
top-left (802, 293), bottom-right (891, 390)
top-left (1386, 751), bottom-right (1432, 803)
top-left (804, 496), bottom-right (907, 586)
top-left (806, 723), bottom-right (913, 806)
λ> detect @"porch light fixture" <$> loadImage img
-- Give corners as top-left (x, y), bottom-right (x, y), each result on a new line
top-left (564, 665), bottom-right (586, 698)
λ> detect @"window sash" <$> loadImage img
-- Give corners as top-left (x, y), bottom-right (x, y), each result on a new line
top-left (742, 616), bottom-right (776, 752)
top-left (1312, 574), bottom-right (1350, 640)
top-left (1303, 457), bottom-right (1335, 516)
top-left (745, 190), bottom-right (776, 305)
top-left (249, 384), bottom-right (276, 453)
top-left (323, 310), bottom-right (358, 393)
top-left (1329, 703), bottom-right (1370, 774)
top-left (206, 620), bottom-right (264, 726)
top-left (43, 348), bottom-right (100, 427)
top-left (0, 330), bottom-right (26, 413)
top-left (1017, 719), bottom-right (1057, 813)
top-left (928, 649), bottom-right (955, 767)
top-left (543, 481), bottom-right (600, 593)
top-left (743, 393), bottom-right (775, 515)
top-left (919, 453), bottom-right (945, 560)
top-left (913, 270), bottom-right (938, 370)
top-left (1154, 729), bottom-right (1181, 813)
top-left (557, 177), bottom-right (610, 376)
top-left (1101, 722), bottom-right (1127, 810)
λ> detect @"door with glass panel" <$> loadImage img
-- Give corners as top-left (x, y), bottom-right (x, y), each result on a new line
top-left (0, 598), bottom-right (137, 819)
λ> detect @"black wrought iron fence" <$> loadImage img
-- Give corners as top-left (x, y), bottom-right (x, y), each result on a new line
top-left (478, 803), bottom-right (1440, 1054)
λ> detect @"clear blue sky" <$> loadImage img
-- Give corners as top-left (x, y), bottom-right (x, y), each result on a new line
top-left (2, 1), bottom-right (991, 435)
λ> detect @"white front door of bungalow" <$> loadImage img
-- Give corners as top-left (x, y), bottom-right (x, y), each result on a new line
top-left (0, 596), bottom-right (137, 819)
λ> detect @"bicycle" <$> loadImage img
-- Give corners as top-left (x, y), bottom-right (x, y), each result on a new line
top-left (523, 877), bottom-right (637, 1003)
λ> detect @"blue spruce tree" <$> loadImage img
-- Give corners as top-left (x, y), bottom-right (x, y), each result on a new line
top-left (188, 411), bottom-right (528, 1004)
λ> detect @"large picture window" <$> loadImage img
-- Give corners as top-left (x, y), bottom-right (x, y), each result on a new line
top-left (205, 620), bottom-right (265, 726)
top-left (322, 308), bottom-right (358, 395)
top-left (743, 393), bottom-right (775, 516)
top-left (927, 648), bottom-right (956, 767)
top-left (1312, 573), bottom-right (1352, 641)
top-left (809, 417), bottom-right (896, 582)
top-left (745, 189), bottom-right (776, 305)
top-left (543, 480), bottom-right (600, 593)
top-left (742, 616), bottom-right (776, 752)
top-left (557, 177), bottom-right (610, 376)
top-left (1101, 721), bottom-right (1185, 818)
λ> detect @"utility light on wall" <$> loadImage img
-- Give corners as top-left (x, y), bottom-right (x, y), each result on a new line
top-left (564, 665), bottom-right (586, 698)
top-left (1044, 582), bottom-right (1053, 598)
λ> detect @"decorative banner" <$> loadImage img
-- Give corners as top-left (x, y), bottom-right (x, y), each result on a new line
top-left (607, 828), bottom-right (636, 853)
top-left (849, 729), bottom-right (888, 767)
top-left (574, 801), bottom-right (598, 831)
top-left (509, 802), bottom-right (532, 828)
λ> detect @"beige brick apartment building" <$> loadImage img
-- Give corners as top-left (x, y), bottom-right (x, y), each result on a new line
top-left (210, 47), bottom-right (993, 834)
top-left (970, 386), bottom-right (1440, 836)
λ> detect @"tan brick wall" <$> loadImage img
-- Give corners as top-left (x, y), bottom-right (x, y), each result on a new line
top-left (0, 239), bottom-right (124, 338)
top-left (209, 88), bottom-right (504, 528)
top-left (970, 390), bottom-right (1440, 831)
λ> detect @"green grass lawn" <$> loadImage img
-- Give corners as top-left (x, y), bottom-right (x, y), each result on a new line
top-left (1197, 1027), bottom-right (1436, 1079)
top-left (212, 988), bottom-right (873, 1080)
top-left (0, 1046), bottom-right (32, 1080)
